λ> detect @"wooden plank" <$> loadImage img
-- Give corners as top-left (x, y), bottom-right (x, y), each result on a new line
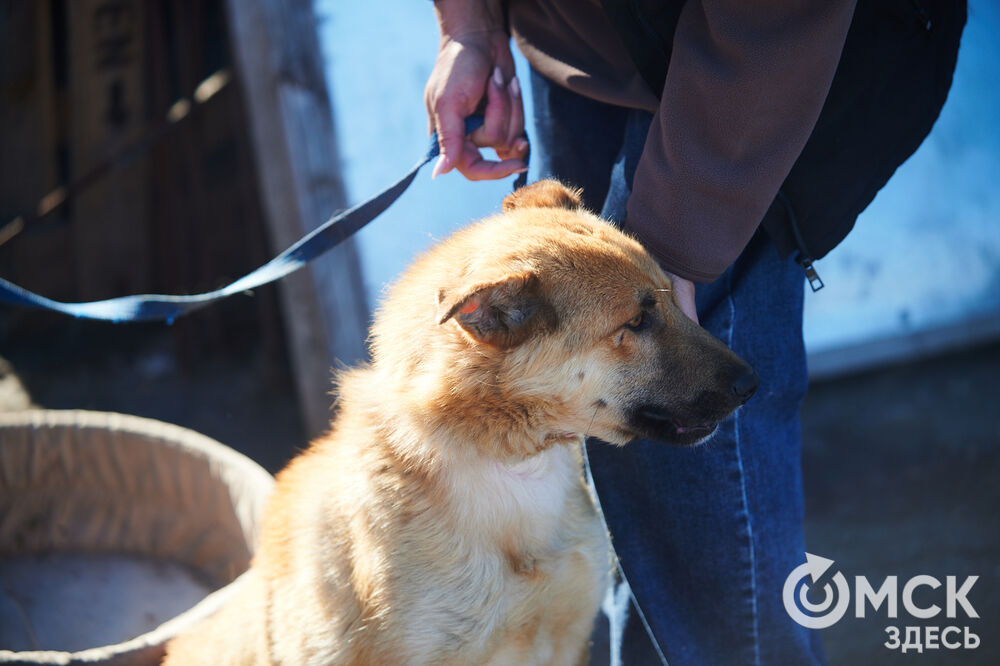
top-left (67, 0), bottom-right (151, 300)
top-left (0, 1), bottom-right (45, 225)
top-left (144, 0), bottom-right (290, 385)
top-left (223, 0), bottom-right (368, 437)
top-left (0, 0), bottom-right (76, 311)
top-left (34, 0), bottom-right (61, 212)
top-left (145, 0), bottom-right (223, 368)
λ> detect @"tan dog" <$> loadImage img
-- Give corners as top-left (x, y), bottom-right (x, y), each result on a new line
top-left (164, 180), bottom-right (757, 665)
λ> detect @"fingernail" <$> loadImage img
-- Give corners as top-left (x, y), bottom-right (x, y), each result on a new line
top-left (515, 165), bottom-right (529, 174)
top-left (431, 155), bottom-right (446, 179)
top-left (492, 66), bottom-right (504, 88)
top-left (515, 138), bottom-right (528, 152)
top-left (509, 76), bottom-right (521, 98)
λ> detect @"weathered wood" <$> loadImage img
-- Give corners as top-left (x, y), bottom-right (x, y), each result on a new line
top-left (0, 2), bottom-right (47, 223)
top-left (0, 2), bottom-right (46, 220)
top-left (0, 0), bottom-right (76, 344)
top-left (67, 0), bottom-right (151, 299)
top-left (223, 0), bottom-right (368, 437)
top-left (0, 0), bottom-right (74, 308)
top-left (144, 0), bottom-right (290, 387)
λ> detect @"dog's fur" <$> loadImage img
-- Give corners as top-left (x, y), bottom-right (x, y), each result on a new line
top-left (164, 180), bottom-right (755, 665)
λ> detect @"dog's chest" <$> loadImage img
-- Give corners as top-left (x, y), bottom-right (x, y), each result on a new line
top-left (468, 446), bottom-right (578, 531)
top-left (404, 445), bottom-right (609, 662)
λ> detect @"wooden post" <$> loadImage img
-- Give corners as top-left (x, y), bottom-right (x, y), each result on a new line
top-left (67, 0), bottom-right (151, 299)
top-left (0, 2), bottom-right (51, 225)
top-left (222, 0), bottom-right (368, 437)
top-left (0, 0), bottom-right (73, 305)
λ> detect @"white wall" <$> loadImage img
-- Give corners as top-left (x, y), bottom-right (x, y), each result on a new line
top-left (802, 0), bottom-right (1000, 374)
top-left (315, 0), bottom-right (536, 310)
top-left (315, 0), bottom-right (999, 375)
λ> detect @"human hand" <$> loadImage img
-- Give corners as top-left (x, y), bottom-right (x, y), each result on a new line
top-left (665, 271), bottom-right (699, 324)
top-left (424, 2), bottom-right (528, 181)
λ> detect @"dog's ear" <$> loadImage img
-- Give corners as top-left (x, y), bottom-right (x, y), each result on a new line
top-left (502, 180), bottom-right (583, 212)
top-left (437, 273), bottom-right (556, 348)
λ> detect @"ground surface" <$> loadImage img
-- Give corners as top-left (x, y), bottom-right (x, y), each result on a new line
top-left (0, 328), bottom-right (996, 663)
top-left (801, 342), bottom-right (999, 665)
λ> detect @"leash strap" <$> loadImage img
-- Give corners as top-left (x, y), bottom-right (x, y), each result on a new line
top-left (582, 444), bottom-right (671, 666)
top-left (0, 116), bottom-right (524, 323)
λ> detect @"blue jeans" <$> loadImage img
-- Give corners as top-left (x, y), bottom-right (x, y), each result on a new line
top-left (531, 70), bottom-right (825, 666)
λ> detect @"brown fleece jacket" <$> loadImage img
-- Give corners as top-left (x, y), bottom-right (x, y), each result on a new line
top-left (509, 0), bottom-right (857, 281)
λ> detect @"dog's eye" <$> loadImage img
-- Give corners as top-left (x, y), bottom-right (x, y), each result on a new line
top-left (625, 312), bottom-right (646, 331)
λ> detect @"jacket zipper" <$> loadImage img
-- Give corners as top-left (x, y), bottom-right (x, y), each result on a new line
top-left (777, 190), bottom-right (825, 292)
top-left (796, 256), bottom-right (825, 292)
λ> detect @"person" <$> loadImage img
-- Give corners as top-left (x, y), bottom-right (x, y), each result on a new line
top-left (424, 1), bottom-right (965, 663)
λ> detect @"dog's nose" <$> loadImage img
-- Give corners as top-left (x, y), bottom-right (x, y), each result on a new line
top-left (731, 368), bottom-right (760, 404)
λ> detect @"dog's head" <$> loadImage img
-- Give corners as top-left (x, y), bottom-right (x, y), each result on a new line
top-left (370, 180), bottom-right (757, 457)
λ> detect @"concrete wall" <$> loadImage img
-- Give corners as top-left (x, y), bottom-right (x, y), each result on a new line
top-left (802, 1), bottom-right (1000, 376)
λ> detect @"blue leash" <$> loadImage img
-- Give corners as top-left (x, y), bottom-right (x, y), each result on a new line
top-left (0, 116), bottom-right (521, 323)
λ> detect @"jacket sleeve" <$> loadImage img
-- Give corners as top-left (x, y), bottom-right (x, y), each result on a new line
top-left (624, 0), bottom-right (857, 282)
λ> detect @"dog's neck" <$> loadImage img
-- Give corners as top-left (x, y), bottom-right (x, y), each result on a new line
top-left (358, 366), bottom-right (575, 465)
top-left (383, 398), bottom-right (581, 471)
top-left (333, 365), bottom-right (590, 552)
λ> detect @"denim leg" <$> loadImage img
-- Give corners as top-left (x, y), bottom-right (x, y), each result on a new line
top-left (586, 232), bottom-right (819, 666)
top-left (529, 69), bottom-right (629, 212)
top-left (530, 71), bottom-right (825, 665)
top-left (587, 111), bottom-right (822, 666)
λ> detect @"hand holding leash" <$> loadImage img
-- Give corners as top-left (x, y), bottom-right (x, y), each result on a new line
top-left (425, 0), bottom-right (528, 181)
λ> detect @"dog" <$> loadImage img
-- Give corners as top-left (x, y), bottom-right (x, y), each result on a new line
top-left (163, 179), bottom-right (758, 665)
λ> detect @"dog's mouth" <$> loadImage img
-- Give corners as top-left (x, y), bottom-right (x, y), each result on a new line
top-left (629, 405), bottom-right (720, 446)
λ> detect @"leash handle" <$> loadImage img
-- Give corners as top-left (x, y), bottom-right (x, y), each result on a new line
top-left (428, 115), bottom-right (484, 159)
top-left (0, 115), bottom-right (528, 323)
top-left (429, 115), bottom-right (529, 190)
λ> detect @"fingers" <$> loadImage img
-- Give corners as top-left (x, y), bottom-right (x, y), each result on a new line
top-left (429, 65), bottom-right (528, 181)
top-left (455, 137), bottom-right (528, 181)
top-left (497, 76), bottom-right (527, 161)
top-left (667, 273), bottom-right (699, 324)
top-left (470, 67), bottom-right (511, 148)
top-left (430, 100), bottom-right (468, 179)
top-left (471, 69), bottom-right (527, 164)
top-left (678, 292), bottom-right (699, 324)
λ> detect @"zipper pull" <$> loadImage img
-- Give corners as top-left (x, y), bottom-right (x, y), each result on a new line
top-left (798, 257), bottom-right (824, 292)
top-left (778, 190), bottom-right (825, 292)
